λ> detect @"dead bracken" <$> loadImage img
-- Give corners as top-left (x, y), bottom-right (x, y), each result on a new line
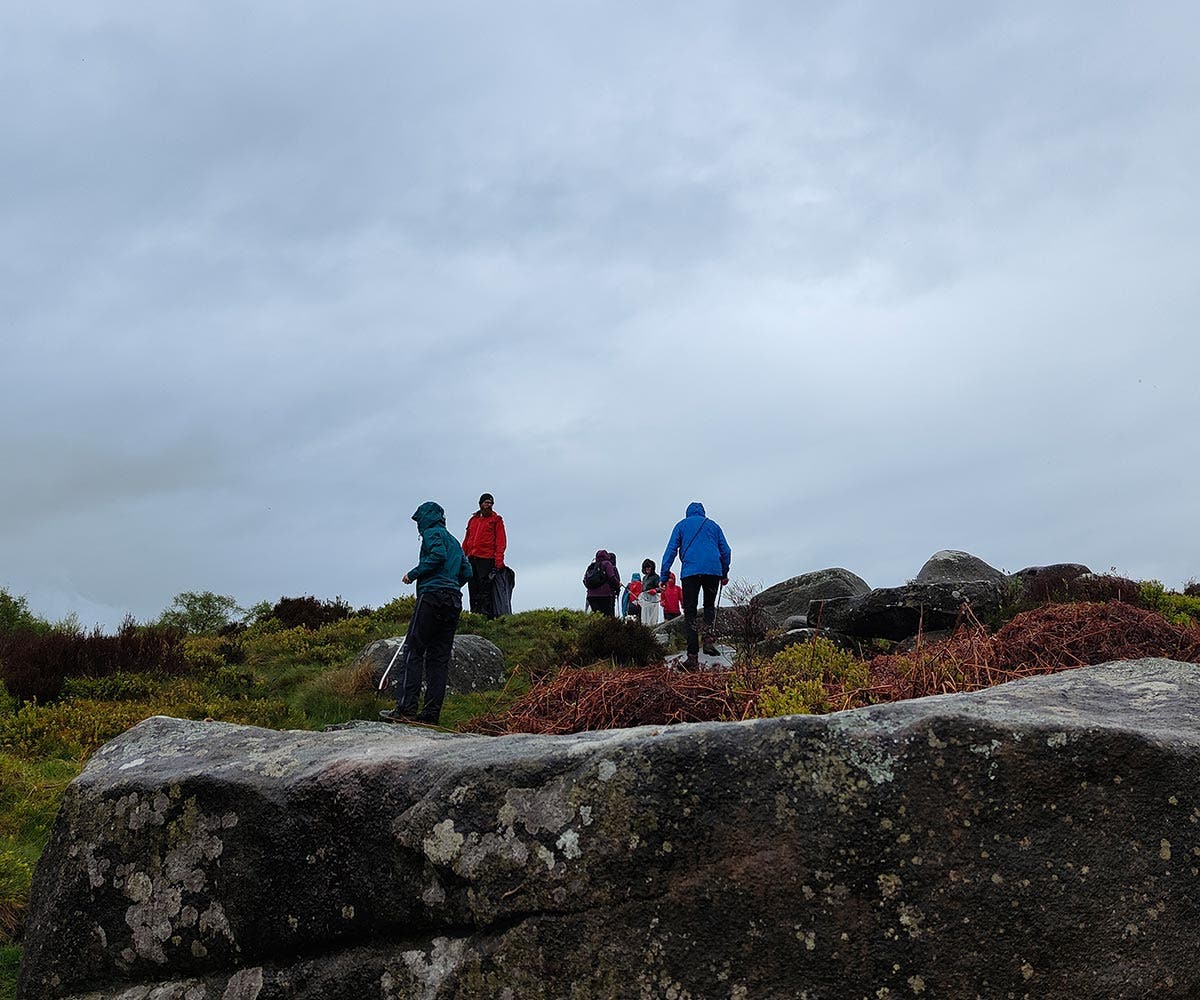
top-left (464, 600), bottom-right (1200, 735)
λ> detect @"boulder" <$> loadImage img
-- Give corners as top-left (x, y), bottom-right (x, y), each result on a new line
top-left (1009, 563), bottom-right (1093, 602)
top-left (357, 634), bottom-right (505, 694)
top-left (809, 579), bottom-right (1004, 640)
top-left (913, 549), bottom-right (1005, 585)
top-left (21, 659), bottom-right (1200, 999)
top-left (756, 567), bottom-right (871, 622)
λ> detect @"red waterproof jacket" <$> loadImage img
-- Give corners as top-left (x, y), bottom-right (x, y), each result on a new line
top-left (660, 573), bottom-right (683, 614)
top-left (463, 511), bottom-right (507, 567)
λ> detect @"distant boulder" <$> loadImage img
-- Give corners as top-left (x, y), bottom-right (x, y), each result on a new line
top-left (914, 549), bottom-right (1005, 585)
top-left (356, 634), bottom-right (505, 694)
top-left (1009, 563), bottom-right (1092, 603)
top-left (810, 580), bottom-right (1004, 640)
top-left (756, 568), bottom-right (870, 623)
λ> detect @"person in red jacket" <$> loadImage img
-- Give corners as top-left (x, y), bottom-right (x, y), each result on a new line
top-left (660, 572), bottom-right (683, 621)
top-left (462, 493), bottom-right (507, 619)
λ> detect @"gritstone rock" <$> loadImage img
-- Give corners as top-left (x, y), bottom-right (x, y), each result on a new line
top-left (20, 659), bottom-right (1200, 999)
top-left (809, 579), bottom-right (1004, 640)
top-left (756, 567), bottom-right (871, 624)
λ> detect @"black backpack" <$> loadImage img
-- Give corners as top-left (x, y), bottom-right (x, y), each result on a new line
top-left (583, 561), bottom-right (609, 589)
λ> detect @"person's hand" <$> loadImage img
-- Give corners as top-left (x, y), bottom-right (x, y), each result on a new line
top-left (402, 574), bottom-right (413, 585)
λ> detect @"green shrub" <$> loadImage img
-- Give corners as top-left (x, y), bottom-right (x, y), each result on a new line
top-left (1138, 580), bottom-right (1200, 626)
top-left (0, 589), bottom-right (49, 634)
top-left (60, 672), bottom-right (160, 702)
top-left (157, 591), bottom-right (243, 635)
top-left (757, 679), bottom-right (828, 716)
top-left (752, 636), bottom-right (869, 718)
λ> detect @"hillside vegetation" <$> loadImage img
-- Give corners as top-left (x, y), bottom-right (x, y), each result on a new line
top-left (2, 578), bottom-right (1199, 998)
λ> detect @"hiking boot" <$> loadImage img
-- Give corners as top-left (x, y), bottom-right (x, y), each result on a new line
top-left (379, 708), bottom-right (415, 723)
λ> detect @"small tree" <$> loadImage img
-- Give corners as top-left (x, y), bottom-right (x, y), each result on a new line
top-left (158, 591), bottom-right (243, 635)
top-left (0, 588), bottom-right (47, 634)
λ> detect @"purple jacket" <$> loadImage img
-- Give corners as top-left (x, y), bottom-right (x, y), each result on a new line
top-left (584, 549), bottom-right (621, 598)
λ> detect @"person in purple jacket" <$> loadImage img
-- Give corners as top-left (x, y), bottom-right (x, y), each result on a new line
top-left (583, 549), bottom-right (621, 616)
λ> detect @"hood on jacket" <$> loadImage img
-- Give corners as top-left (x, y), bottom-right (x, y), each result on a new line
top-left (686, 502), bottom-right (706, 518)
top-left (413, 501), bottom-right (446, 534)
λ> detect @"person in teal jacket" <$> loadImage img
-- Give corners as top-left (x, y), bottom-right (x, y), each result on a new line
top-left (660, 501), bottom-right (732, 669)
top-left (381, 501), bottom-right (472, 724)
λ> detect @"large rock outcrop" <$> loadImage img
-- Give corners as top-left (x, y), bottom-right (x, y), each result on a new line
top-left (20, 660), bottom-right (1200, 999)
top-left (808, 579), bottom-right (1004, 639)
top-left (756, 568), bottom-right (871, 624)
top-left (913, 549), bottom-right (1005, 586)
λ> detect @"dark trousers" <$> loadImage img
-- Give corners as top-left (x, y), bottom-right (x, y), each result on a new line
top-left (395, 588), bottom-right (462, 722)
top-left (587, 595), bottom-right (616, 616)
top-left (466, 556), bottom-right (495, 617)
top-left (681, 574), bottom-right (721, 656)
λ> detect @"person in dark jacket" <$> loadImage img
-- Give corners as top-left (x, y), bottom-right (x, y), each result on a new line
top-left (583, 549), bottom-right (621, 616)
top-left (381, 501), bottom-right (472, 725)
top-left (462, 493), bottom-right (507, 618)
top-left (660, 502), bottom-right (732, 669)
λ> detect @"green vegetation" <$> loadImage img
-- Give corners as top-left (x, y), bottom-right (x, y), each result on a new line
top-left (753, 635), bottom-right (869, 716)
top-left (1, 571), bottom-right (1196, 995)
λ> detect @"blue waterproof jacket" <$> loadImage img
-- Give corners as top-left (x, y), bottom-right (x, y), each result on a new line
top-left (660, 502), bottom-right (731, 580)
top-left (408, 502), bottom-right (472, 594)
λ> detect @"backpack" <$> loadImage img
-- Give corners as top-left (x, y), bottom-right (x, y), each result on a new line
top-left (583, 561), bottom-right (609, 589)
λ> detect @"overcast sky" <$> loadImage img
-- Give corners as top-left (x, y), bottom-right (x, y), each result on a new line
top-left (3, 2), bottom-right (1197, 629)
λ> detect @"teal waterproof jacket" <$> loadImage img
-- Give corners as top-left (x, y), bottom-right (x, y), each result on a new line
top-left (408, 502), bottom-right (472, 594)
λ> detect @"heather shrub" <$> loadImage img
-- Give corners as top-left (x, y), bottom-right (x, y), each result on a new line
top-left (574, 615), bottom-right (663, 667)
top-left (0, 618), bottom-right (187, 703)
top-left (270, 595), bottom-right (354, 631)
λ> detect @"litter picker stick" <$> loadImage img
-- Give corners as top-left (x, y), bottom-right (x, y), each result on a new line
top-left (378, 641), bottom-right (404, 692)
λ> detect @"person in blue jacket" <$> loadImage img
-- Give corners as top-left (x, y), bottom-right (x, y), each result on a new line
top-left (660, 501), bottom-right (731, 669)
top-left (381, 500), bottom-right (472, 725)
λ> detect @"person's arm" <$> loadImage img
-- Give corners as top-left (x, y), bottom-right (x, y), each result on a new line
top-left (494, 516), bottom-right (507, 568)
top-left (660, 524), bottom-right (682, 581)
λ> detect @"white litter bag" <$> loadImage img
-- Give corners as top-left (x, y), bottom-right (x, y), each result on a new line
top-left (639, 589), bottom-right (661, 627)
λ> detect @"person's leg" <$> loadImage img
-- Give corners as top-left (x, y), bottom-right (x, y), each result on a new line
top-left (467, 557), bottom-right (491, 615)
top-left (416, 590), bottom-right (461, 723)
top-left (681, 575), bottom-right (702, 658)
top-left (395, 595), bottom-right (432, 715)
top-left (700, 575), bottom-right (720, 654)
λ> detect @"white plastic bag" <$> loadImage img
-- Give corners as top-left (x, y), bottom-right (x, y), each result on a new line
top-left (639, 589), bottom-right (661, 627)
